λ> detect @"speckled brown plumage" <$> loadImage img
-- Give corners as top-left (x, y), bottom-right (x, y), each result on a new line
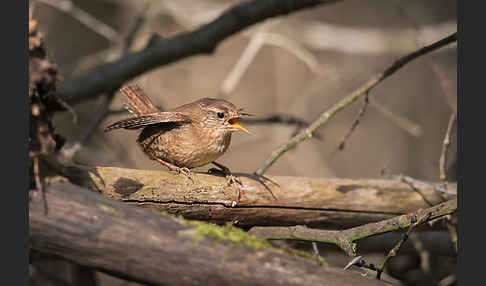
top-left (105, 84), bottom-right (250, 199)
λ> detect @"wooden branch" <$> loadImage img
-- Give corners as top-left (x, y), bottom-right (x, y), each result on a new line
top-left (42, 158), bottom-right (455, 228)
top-left (29, 182), bottom-right (389, 286)
top-left (439, 113), bottom-right (457, 181)
top-left (249, 199), bottom-right (456, 257)
top-left (58, 0), bottom-right (339, 104)
top-left (255, 32), bottom-right (457, 176)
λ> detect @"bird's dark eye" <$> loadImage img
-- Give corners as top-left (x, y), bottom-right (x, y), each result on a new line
top-left (217, 112), bottom-right (225, 119)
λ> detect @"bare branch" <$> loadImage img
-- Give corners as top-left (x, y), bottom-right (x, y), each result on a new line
top-left (337, 91), bottom-right (370, 151)
top-left (375, 213), bottom-right (431, 279)
top-left (249, 199), bottom-right (456, 257)
top-left (396, 175), bottom-right (456, 196)
top-left (218, 20), bottom-right (279, 98)
top-left (370, 99), bottom-right (423, 138)
top-left (255, 33), bottom-right (457, 176)
top-left (58, 0), bottom-right (340, 104)
top-left (439, 113), bottom-right (457, 181)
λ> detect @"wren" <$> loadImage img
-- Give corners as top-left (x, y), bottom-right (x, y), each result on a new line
top-left (105, 84), bottom-right (250, 200)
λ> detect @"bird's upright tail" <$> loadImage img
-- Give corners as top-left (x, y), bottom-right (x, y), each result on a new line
top-left (120, 83), bottom-right (160, 116)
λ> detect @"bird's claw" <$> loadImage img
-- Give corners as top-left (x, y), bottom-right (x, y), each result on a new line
top-left (226, 174), bottom-right (242, 187)
top-left (226, 175), bottom-right (243, 203)
top-left (174, 167), bottom-right (194, 183)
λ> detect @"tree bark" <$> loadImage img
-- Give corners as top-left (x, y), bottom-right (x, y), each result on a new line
top-left (29, 182), bottom-right (389, 286)
top-left (43, 159), bottom-right (455, 228)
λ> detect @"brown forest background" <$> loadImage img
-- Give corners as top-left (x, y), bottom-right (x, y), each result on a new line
top-left (34, 0), bottom-right (456, 180)
top-left (29, 0), bottom-right (457, 285)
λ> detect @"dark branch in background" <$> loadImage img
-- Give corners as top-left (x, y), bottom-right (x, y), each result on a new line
top-left (58, 0), bottom-right (339, 104)
top-left (396, 173), bottom-right (458, 254)
top-left (337, 91), bottom-right (370, 151)
top-left (240, 114), bottom-right (322, 139)
top-left (375, 213), bottom-right (431, 279)
top-left (439, 113), bottom-right (456, 182)
top-left (107, 108), bottom-right (321, 139)
top-left (255, 32), bottom-right (457, 176)
top-left (60, 5), bottom-right (151, 160)
top-left (61, 93), bottom-right (116, 159)
top-left (240, 113), bottom-right (309, 127)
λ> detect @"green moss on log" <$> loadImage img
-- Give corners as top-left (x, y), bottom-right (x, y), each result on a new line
top-left (187, 221), bottom-right (327, 265)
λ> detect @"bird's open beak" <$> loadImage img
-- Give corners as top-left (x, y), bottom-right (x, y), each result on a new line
top-left (227, 113), bottom-right (250, 134)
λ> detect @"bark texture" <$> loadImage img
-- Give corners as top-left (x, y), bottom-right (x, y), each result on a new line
top-left (44, 159), bottom-right (455, 228)
top-left (30, 182), bottom-right (389, 286)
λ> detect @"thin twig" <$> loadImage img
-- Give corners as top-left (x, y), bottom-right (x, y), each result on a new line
top-left (249, 198), bottom-right (456, 257)
top-left (370, 99), bottom-right (423, 138)
top-left (218, 29), bottom-right (324, 97)
top-left (311, 242), bottom-right (320, 258)
top-left (61, 93), bottom-right (116, 160)
top-left (255, 33), bottom-right (456, 176)
top-left (394, 1), bottom-right (457, 115)
top-left (33, 156), bottom-right (48, 215)
top-left (398, 175), bottom-right (437, 206)
top-left (337, 91), bottom-right (369, 151)
top-left (35, 0), bottom-right (120, 42)
top-left (218, 21), bottom-right (278, 98)
top-left (123, 0), bottom-right (153, 54)
top-left (241, 114), bottom-right (310, 126)
top-left (375, 213), bottom-right (431, 279)
top-left (344, 256), bottom-right (377, 273)
top-left (445, 216), bottom-right (457, 253)
top-left (438, 274), bottom-right (456, 286)
top-left (396, 175), bottom-right (456, 196)
top-left (439, 113), bottom-right (457, 181)
top-left (262, 32), bottom-right (323, 75)
top-left (409, 233), bottom-right (431, 274)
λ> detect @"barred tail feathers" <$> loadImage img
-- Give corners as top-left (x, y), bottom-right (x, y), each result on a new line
top-left (120, 84), bottom-right (160, 116)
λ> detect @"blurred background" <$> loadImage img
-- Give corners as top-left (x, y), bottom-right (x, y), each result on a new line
top-left (29, 0), bottom-right (457, 285)
top-left (31, 0), bottom-right (457, 181)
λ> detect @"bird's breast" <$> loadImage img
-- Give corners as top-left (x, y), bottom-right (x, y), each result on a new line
top-left (138, 124), bottom-right (232, 168)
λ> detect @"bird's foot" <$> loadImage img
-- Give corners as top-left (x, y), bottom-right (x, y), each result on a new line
top-left (226, 174), bottom-right (242, 187)
top-left (207, 168), bottom-right (242, 186)
top-left (174, 166), bottom-right (194, 183)
top-left (210, 162), bottom-right (243, 204)
top-left (227, 174), bottom-right (243, 205)
top-left (152, 157), bottom-right (195, 183)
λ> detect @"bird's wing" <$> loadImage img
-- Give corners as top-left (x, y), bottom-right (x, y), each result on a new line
top-left (104, 112), bottom-right (191, 132)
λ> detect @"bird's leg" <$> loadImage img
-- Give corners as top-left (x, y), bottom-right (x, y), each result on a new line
top-left (153, 157), bottom-right (194, 183)
top-left (211, 161), bottom-right (243, 202)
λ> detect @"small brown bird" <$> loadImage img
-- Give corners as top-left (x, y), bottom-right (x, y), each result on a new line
top-left (105, 84), bottom-right (250, 199)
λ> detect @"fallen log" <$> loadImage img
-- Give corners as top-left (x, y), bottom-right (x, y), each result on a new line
top-left (29, 182), bottom-right (389, 286)
top-left (43, 159), bottom-right (455, 228)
